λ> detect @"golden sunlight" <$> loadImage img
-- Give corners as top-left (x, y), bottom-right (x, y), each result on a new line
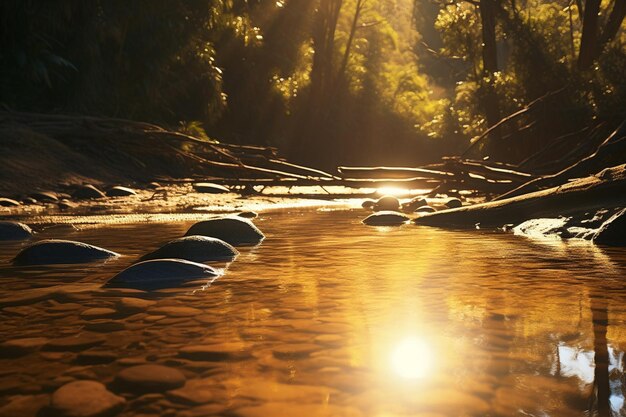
top-left (390, 337), bottom-right (434, 380)
top-left (376, 187), bottom-right (409, 197)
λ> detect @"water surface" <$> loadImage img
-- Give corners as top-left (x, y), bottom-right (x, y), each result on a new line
top-left (1, 208), bottom-right (626, 416)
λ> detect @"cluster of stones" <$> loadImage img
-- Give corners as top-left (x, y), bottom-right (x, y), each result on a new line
top-left (360, 194), bottom-right (463, 226)
top-left (0, 184), bottom-right (143, 211)
top-left (1, 181), bottom-right (235, 212)
top-left (2, 214), bottom-right (264, 291)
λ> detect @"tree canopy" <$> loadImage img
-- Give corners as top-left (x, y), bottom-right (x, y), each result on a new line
top-left (0, 0), bottom-right (624, 167)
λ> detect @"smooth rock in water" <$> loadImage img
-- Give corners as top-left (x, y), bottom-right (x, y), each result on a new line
top-left (445, 197), bottom-right (463, 209)
top-left (0, 221), bottom-right (33, 241)
top-left (401, 196), bottom-right (426, 212)
top-left (373, 195), bottom-right (400, 211)
top-left (58, 199), bottom-right (77, 210)
top-left (0, 337), bottom-right (48, 357)
top-left (0, 394), bottom-right (50, 417)
top-left (415, 205), bottom-right (436, 213)
top-left (185, 217), bottom-right (264, 246)
top-left (106, 186), bottom-right (137, 197)
top-left (13, 240), bottom-right (119, 265)
top-left (22, 197), bottom-right (38, 205)
top-left (139, 236), bottom-right (238, 263)
top-left (31, 191), bottom-right (58, 203)
top-left (115, 297), bottom-right (156, 314)
top-left (179, 342), bottom-right (251, 361)
top-left (50, 380), bottom-right (125, 417)
top-left (0, 198), bottom-right (20, 207)
top-left (593, 208), bottom-right (626, 246)
top-left (105, 259), bottom-right (219, 290)
top-left (361, 199), bottom-right (375, 209)
top-left (43, 334), bottom-right (105, 352)
top-left (193, 182), bottom-right (230, 194)
top-left (363, 211), bottom-right (410, 226)
top-left (237, 211), bottom-right (258, 219)
top-left (72, 185), bottom-right (105, 200)
top-left (114, 364), bottom-right (186, 393)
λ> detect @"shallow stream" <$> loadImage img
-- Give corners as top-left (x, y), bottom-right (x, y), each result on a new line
top-left (1, 208), bottom-right (626, 416)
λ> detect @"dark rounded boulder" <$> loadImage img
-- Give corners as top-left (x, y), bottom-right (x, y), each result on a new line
top-left (140, 235), bottom-right (238, 263)
top-left (237, 211), bottom-right (258, 219)
top-left (13, 239), bottom-right (119, 265)
top-left (21, 197), bottom-right (38, 205)
top-left (193, 182), bottom-right (230, 194)
top-left (593, 208), bottom-right (626, 246)
top-left (58, 199), bottom-right (77, 210)
top-left (185, 217), bottom-right (265, 246)
top-left (72, 185), bottom-right (106, 200)
top-left (363, 211), bottom-right (410, 226)
top-left (0, 221), bottom-right (33, 241)
top-left (361, 199), bottom-right (375, 209)
top-left (106, 186), bottom-right (137, 197)
top-left (0, 198), bottom-right (20, 207)
top-left (105, 259), bottom-right (220, 290)
top-left (445, 198), bottom-right (463, 209)
top-left (415, 205), bottom-right (436, 213)
top-left (373, 195), bottom-right (400, 212)
top-left (401, 196), bottom-right (427, 212)
top-left (31, 191), bottom-right (58, 203)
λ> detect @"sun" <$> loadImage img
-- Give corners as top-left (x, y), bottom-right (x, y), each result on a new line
top-left (390, 337), bottom-right (434, 380)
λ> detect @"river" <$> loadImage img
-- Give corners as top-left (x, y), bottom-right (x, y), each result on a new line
top-left (1, 207), bottom-right (625, 416)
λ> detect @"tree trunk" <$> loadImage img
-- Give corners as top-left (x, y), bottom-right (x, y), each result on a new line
top-left (479, 0), bottom-right (502, 142)
top-left (597, 0), bottom-right (626, 54)
top-left (578, 0), bottom-right (601, 69)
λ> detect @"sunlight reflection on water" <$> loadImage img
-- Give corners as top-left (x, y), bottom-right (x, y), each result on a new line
top-left (1, 208), bottom-right (626, 416)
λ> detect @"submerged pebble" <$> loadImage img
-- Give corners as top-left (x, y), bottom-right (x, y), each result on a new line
top-left (140, 235), bottom-right (238, 263)
top-left (114, 364), bottom-right (186, 393)
top-left (13, 239), bottom-right (119, 265)
top-left (363, 211), bottom-right (410, 226)
top-left (50, 380), bottom-right (125, 417)
top-left (105, 259), bottom-right (219, 290)
top-left (0, 221), bottom-right (33, 241)
top-left (185, 217), bottom-right (264, 246)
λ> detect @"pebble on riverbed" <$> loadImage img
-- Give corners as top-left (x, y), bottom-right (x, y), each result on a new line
top-left (363, 211), bottom-right (410, 226)
top-left (12, 239), bottom-right (119, 265)
top-left (193, 182), bottom-right (230, 194)
top-left (105, 259), bottom-right (220, 290)
top-left (0, 197), bottom-right (20, 207)
top-left (185, 217), bottom-right (265, 246)
top-left (139, 235), bottom-right (239, 263)
top-left (50, 380), bottom-right (125, 417)
top-left (72, 185), bottom-right (106, 200)
top-left (114, 364), bottom-right (186, 393)
top-left (0, 221), bottom-right (33, 241)
top-left (106, 186), bottom-right (137, 197)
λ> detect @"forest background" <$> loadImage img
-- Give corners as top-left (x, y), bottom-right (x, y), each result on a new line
top-left (1, 0), bottom-right (625, 169)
